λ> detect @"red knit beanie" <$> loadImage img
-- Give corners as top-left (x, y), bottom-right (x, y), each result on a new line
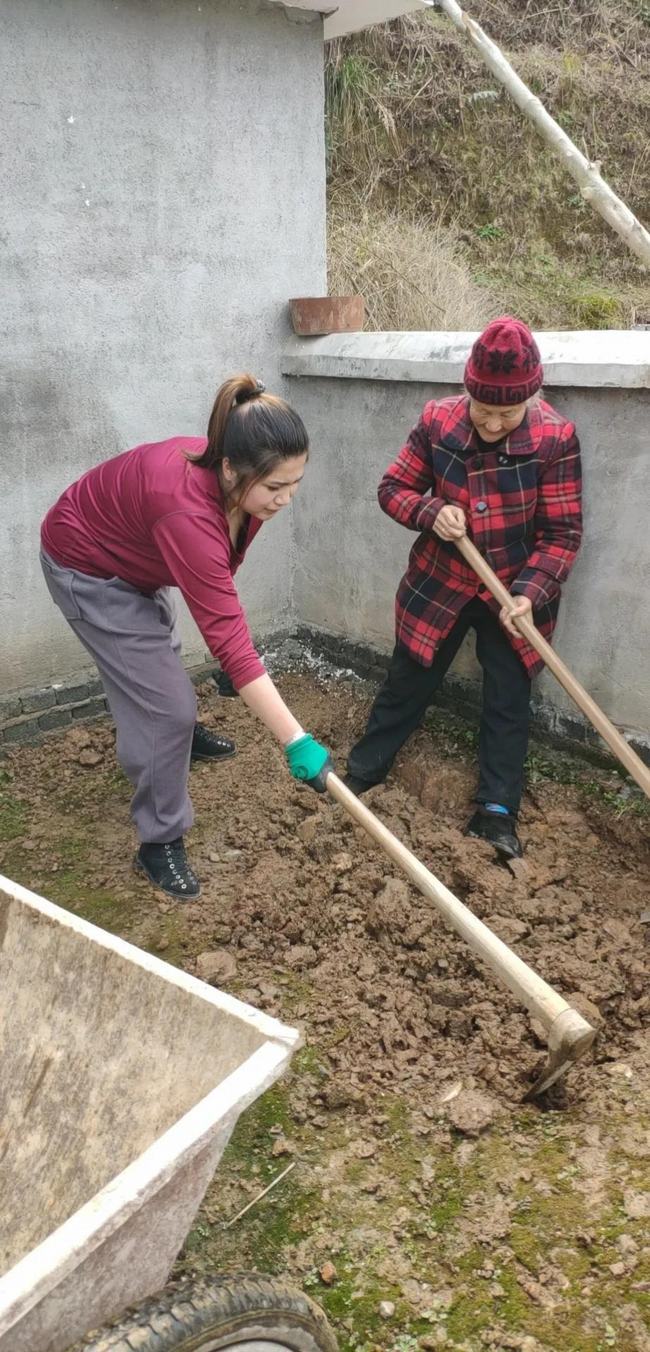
top-left (464, 316), bottom-right (543, 405)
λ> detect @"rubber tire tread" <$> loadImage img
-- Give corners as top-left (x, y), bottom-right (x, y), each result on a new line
top-left (69, 1272), bottom-right (338, 1352)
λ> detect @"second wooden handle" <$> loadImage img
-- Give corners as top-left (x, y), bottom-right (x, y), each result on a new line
top-left (456, 535), bottom-right (650, 801)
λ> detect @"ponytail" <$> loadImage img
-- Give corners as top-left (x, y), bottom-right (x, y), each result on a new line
top-left (192, 373), bottom-right (309, 504)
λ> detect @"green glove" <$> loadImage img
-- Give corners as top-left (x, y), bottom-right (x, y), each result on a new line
top-left (285, 733), bottom-right (333, 792)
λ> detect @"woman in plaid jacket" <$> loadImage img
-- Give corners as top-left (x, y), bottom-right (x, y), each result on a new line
top-left (345, 316), bottom-right (583, 861)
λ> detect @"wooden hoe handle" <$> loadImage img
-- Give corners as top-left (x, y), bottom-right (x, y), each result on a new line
top-left (456, 535), bottom-right (650, 801)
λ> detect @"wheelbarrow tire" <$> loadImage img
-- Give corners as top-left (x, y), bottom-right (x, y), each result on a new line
top-left (73, 1273), bottom-right (338, 1352)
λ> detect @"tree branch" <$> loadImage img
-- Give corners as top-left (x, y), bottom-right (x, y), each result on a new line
top-left (429, 0), bottom-right (650, 268)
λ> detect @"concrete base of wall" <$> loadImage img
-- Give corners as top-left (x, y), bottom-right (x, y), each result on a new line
top-left (0, 633), bottom-right (294, 748)
top-left (0, 661), bottom-right (217, 749)
top-left (3, 628), bottom-right (649, 782)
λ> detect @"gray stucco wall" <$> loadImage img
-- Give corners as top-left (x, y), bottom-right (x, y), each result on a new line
top-left (1, 0), bottom-right (325, 694)
top-left (283, 343), bottom-right (650, 744)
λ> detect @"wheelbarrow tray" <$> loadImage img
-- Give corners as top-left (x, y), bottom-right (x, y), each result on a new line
top-left (0, 874), bottom-right (300, 1352)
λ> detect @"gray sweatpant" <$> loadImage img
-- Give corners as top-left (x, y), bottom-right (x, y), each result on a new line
top-left (40, 550), bottom-right (197, 843)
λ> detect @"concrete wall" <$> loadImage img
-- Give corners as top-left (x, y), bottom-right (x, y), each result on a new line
top-left (283, 331), bottom-right (650, 745)
top-left (0, 0), bottom-right (325, 695)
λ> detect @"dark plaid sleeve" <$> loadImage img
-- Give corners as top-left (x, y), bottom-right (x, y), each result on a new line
top-left (378, 405), bottom-right (446, 532)
top-left (511, 426), bottom-right (583, 606)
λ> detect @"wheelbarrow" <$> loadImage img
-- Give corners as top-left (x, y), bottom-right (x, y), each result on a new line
top-left (0, 874), bottom-right (337, 1352)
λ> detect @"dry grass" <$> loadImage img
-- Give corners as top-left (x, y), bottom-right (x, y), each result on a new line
top-left (328, 203), bottom-right (497, 331)
top-left (325, 1), bottom-right (650, 328)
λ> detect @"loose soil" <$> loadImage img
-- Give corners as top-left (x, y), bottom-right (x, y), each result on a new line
top-left (1, 669), bottom-right (649, 1351)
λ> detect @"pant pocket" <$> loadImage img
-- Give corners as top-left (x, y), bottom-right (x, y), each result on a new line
top-left (40, 551), bottom-right (83, 620)
top-left (154, 586), bottom-right (176, 632)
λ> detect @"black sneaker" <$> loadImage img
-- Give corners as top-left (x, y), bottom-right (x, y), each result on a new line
top-left (343, 774), bottom-right (376, 798)
top-left (464, 806), bottom-right (522, 860)
top-left (191, 722), bottom-right (236, 763)
top-left (135, 837), bottom-right (201, 900)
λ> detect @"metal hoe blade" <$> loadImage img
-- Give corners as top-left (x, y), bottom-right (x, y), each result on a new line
top-left (523, 1007), bottom-right (597, 1100)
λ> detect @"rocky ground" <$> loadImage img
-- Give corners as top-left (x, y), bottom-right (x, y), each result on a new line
top-left (1, 668), bottom-right (648, 1351)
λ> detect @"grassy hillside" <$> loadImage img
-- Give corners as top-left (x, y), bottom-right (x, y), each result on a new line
top-left (326, 0), bottom-right (650, 329)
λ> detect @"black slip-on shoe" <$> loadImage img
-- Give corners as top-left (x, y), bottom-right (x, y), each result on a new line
top-left (464, 806), bottom-right (522, 860)
top-left (191, 722), bottom-right (236, 763)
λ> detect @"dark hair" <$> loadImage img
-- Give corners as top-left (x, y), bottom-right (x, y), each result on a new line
top-left (192, 372), bottom-right (309, 505)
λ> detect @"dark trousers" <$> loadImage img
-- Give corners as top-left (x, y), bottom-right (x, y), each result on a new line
top-left (347, 597), bottom-right (532, 814)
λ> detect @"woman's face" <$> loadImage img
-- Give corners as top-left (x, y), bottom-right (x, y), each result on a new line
top-left (224, 453), bottom-right (308, 521)
top-left (468, 397), bottom-right (529, 441)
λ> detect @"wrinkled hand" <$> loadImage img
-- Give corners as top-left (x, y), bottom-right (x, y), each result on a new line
top-left (433, 505), bottom-right (466, 541)
top-left (285, 733), bottom-right (334, 793)
top-left (499, 595), bottom-right (533, 636)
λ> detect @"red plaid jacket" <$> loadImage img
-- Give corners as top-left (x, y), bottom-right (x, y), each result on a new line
top-left (378, 394), bottom-right (583, 678)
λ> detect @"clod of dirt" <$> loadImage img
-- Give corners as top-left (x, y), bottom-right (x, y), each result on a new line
top-left (609, 1261), bottom-right (626, 1277)
top-left (297, 817), bottom-right (319, 846)
top-left (566, 991), bottom-right (604, 1028)
top-left (319, 1261), bottom-right (337, 1285)
top-left (352, 1138), bottom-right (378, 1159)
top-left (397, 756), bottom-right (474, 811)
top-left (366, 877), bottom-right (411, 934)
top-left (446, 1088), bottom-right (499, 1136)
top-left (196, 949), bottom-right (237, 984)
top-left (515, 1266), bottom-right (557, 1309)
top-left (77, 746), bottom-right (103, 767)
top-left (321, 1077), bottom-right (361, 1109)
top-left (271, 1136), bottom-right (295, 1157)
top-left (623, 1190), bottom-right (650, 1219)
top-left (285, 944), bottom-right (317, 968)
top-left (58, 726), bottom-right (93, 759)
top-left (484, 914), bottom-right (529, 945)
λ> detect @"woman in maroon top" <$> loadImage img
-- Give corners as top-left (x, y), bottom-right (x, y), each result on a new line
top-left (41, 374), bottom-right (332, 899)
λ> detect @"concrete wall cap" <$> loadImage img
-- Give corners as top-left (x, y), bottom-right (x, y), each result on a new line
top-left (281, 329), bottom-right (650, 389)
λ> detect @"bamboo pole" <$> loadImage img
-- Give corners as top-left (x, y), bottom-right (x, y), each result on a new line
top-left (428, 0), bottom-right (650, 268)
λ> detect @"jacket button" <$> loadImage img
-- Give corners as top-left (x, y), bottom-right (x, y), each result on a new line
top-left (474, 456), bottom-right (483, 470)
top-left (476, 500), bottom-right (488, 513)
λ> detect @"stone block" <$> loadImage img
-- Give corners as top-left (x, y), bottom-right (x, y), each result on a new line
top-left (39, 708), bottom-right (73, 731)
top-left (72, 697), bottom-right (108, 720)
top-left (55, 682), bottom-right (89, 705)
top-left (0, 694), bottom-right (22, 722)
top-left (21, 687), bottom-right (55, 714)
top-left (3, 717), bottom-right (39, 744)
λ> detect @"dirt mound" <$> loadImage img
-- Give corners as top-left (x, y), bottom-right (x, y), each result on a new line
top-left (2, 672), bottom-right (648, 1111)
top-left (3, 669), bottom-right (650, 1351)
top-left (194, 677), bottom-right (648, 1106)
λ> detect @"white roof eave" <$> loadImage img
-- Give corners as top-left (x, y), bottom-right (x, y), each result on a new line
top-left (270, 1), bottom-right (433, 40)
